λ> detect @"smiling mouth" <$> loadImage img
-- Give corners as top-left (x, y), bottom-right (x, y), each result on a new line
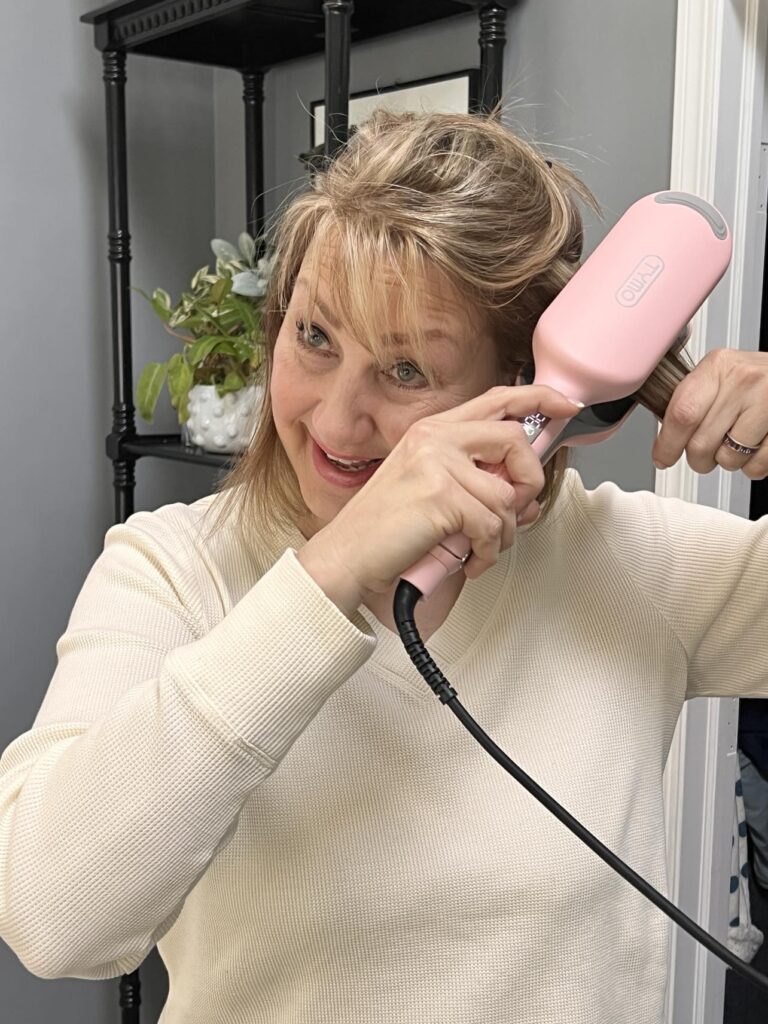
top-left (312, 437), bottom-right (385, 471)
top-left (322, 451), bottom-right (384, 471)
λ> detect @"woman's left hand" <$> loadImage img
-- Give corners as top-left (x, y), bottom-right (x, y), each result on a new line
top-left (652, 349), bottom-right (768, 480)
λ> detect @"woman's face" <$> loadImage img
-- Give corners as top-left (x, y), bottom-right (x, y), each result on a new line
top-left (270, 252), bottom-right (504, 536)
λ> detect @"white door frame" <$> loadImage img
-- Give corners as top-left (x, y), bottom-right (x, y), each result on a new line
top-left (662, 2), bottom-right (768, 1021)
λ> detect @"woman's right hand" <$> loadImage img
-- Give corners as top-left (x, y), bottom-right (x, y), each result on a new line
top-left (296, 385), bottom-right (583, 610)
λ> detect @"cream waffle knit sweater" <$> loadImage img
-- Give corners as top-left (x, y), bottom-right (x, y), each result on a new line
top-left (1, 468), bottom-right (767, 1023)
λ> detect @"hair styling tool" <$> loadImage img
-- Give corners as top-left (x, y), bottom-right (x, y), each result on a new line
top-left (393, 192), bottom-right (768, 994)
top-left (402, 191), bottom-right (732, 600)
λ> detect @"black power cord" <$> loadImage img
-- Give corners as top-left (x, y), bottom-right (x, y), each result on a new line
top-left (393, 578), bottom-right (768, 996)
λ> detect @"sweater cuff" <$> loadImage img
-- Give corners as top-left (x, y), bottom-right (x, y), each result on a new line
top-left (164, 548), bottom-right (376, 764)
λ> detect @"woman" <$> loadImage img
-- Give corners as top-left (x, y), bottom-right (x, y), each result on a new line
top-left (1, 109), bottom-right (767, 1023)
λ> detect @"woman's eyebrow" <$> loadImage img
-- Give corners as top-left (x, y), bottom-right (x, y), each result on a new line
top-left (295, 278), bottom-right (342, 329)
top-left (384, 330), bottom-right (460, 348)
top-left (294, 277), bottom-right (461, 346)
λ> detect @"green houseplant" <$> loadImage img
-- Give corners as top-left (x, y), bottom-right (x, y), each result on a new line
top-left (135, 232), bottom-right (273, 451)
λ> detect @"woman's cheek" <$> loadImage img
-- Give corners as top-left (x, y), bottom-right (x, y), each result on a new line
top-left (269, 344), bottom-right (297, 422)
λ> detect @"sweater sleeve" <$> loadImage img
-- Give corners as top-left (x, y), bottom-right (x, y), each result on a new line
top-left (579, 478), bottom-right (768, 699)
top-left (0, 510), bottom-right (376, 981)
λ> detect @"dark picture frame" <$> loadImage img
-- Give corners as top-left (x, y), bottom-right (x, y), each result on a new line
top-left (300, 68), bottom-right (480, 173)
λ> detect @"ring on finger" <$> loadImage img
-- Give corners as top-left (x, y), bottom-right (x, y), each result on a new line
top-left (721, 431), bottom-right (765, 456)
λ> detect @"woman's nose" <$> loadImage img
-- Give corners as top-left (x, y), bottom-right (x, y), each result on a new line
top-left (329, 365), bottom-right (376, 411)
top-left (312, 376), bottom-right (376, 448)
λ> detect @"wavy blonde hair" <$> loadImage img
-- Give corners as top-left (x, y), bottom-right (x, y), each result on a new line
top-left (201, 108), bottom-right (692, 551)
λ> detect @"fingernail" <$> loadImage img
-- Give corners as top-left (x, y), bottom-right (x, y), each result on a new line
top-left (569, 398), bottom-right (586, 408)
top-left (653, 459), bottom-right (666, 470)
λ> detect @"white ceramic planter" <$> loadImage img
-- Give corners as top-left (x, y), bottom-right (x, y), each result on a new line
top-left (181, 382), bottom-right (264, 454)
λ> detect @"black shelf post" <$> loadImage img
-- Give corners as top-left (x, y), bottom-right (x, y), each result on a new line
top-left (478, 2), bottom-right (507, 114)
top-left (323, 1), bottom-right (353, 160)
top-left (119, 967), bottom-right (141, 1023)
top-left (103, 49), bottom-right (137, 525)
top-left (243, 69), bottom-right (265, 252)
top-left (103, 51), bottom-right (142, 1018)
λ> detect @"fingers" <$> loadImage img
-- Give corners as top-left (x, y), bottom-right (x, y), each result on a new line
top-left (437, 384), bottom-right (584, 424)
top-left (460, 497), bottom-right (514, 581)
top-left (516, 498), bottom-right (541, 526)
top-left (451, 418), bottom-right (546, 511)
top-left (452, 471), bottom-right (541, 580)
top-left (456, 483), bottom-right (513, 580)
top-left (430, 383), bottom-right (577, 511)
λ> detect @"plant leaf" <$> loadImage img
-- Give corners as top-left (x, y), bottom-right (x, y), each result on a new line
top-left (136, 361), bottom-right (168, 423)
top-left (238, 232), bottom-right (256, 264)
top-left (169, 309), bottom-right (196, 329)
top-left (167, 358), bottom-right (195, 423)
top-left (187, 335), bottom-right (223, 366)
top-left (215, 306), bottom-right (245, 333)
top-left (211, 238), bottom-right (241, 263)
top-left (149, 288), bottom-right (173, 321)
top-left (232, 270), bottom-right (267, 297)
top-left (226, 295), bottom-right (259, 332)
top-left (190, 266), bottom-right (209, 291)
top-left (134, 286), bottom-right (174, 324)
top-left (217, 369), bottom-right (246, 396)
top-left (256, 252), bottom-right (276, 277)
top-left (210, 277), bottom-right (233, 304)
top-left (211, 340), bottom-right (240, 358)
top-left (230, 337), bottom-right (257, 363)
top-left (177, 391), bottom-right (190, 425)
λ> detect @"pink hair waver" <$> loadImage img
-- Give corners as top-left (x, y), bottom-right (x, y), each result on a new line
top-left (401, 190), bottom-right (733, 599)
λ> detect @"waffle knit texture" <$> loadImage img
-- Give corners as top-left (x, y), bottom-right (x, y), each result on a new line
top-left (1, 468), bottom-right (767, 1023)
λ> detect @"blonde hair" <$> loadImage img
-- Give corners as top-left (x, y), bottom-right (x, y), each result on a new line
top-left (201, 108), bottom-right (692, 552)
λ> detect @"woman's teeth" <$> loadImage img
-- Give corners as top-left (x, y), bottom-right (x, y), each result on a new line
top-left (326, 453), bottom-right (382, 471)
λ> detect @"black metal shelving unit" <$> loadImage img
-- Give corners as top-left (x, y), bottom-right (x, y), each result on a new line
top-left (80, 1), bottom-right (509, 1019)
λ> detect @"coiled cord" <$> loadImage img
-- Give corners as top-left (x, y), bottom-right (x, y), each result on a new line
top-left (393, 577), bottom-right (768, 995)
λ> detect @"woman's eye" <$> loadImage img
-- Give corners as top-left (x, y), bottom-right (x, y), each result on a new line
top-left (390, 362), bottom-right (425, 387)
top-left (295, 319), bottom-right (328, 350)
top-left (294, 317), bottom-right (426, 389)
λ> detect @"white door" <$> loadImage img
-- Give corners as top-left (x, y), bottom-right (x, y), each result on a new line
top-left (663, 2), bottom-right (768, 1021)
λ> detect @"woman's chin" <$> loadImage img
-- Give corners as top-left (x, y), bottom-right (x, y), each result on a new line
top-left (295, 491), bottom-right (340, 537)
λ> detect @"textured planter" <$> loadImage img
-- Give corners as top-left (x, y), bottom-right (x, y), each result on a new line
top-left (181, 382), bottom-right (264, 454)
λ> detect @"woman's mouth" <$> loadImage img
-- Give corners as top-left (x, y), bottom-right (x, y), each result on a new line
top-left (310, 439), bottom-right (384, 488)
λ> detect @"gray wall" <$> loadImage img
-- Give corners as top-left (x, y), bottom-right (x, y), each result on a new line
top-left (2, 1), bottom-right (676, 1020)
top-left (0, 1), bottom-right (217, 1019)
